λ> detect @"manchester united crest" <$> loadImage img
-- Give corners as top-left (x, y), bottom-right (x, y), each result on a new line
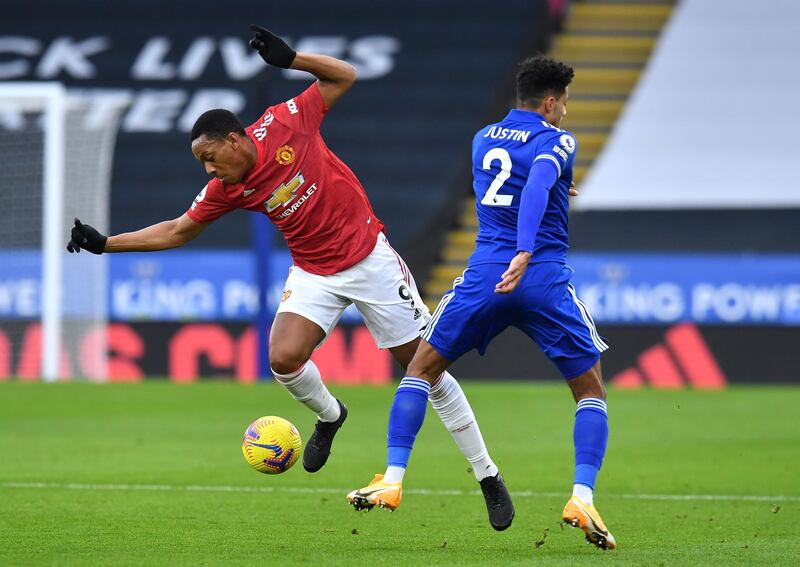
top-left (275, 145), bottom-right (296, 165)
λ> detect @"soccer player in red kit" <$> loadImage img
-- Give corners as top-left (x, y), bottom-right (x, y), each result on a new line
top-left (67, 26), bottom-right (514, 530)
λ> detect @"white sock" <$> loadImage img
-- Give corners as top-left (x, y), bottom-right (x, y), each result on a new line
top-left (383, 465), bottom-right (405, 484)
top-left (429, 372), bottom-right (499, 481)
top-left (272, 360), bottom-right (341, 423)
top-left (573, 483), bottom-right (593, 506)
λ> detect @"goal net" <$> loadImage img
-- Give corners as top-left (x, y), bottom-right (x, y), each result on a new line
top-left (0, 83), bottom-right (125, 382)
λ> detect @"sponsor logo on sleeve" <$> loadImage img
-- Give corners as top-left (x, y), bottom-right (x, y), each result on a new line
top-left (191, 185), bottom-right (208, 211)
top-left (559, 134), bottom-right (576, 154)
top-left (286, 99), bottom-right (298, 115)
top-left (552, 145), bottom-right (569, 161)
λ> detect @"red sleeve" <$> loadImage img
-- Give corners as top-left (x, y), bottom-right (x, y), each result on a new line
top-left (270, 82), bottom-right (328, 134)
top-left (185, 179), bottom-right (232, 223)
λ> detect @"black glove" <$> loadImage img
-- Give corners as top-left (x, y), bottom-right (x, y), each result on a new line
top-left (248, 25), bottom-right (296, 69)
top-left (66, 218), bottom-right (107, 255)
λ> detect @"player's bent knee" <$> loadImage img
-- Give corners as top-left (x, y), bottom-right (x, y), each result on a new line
top-left (406, 363), bottom-right (438, 384)
top-left (567, 361), bottom-right (606, 401)
top-left (269, 349), bottom-right (311, 376)
top-left (406, 344), bottom-right (450, 383)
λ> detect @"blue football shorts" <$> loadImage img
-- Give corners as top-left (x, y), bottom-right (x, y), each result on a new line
top-left (422, 261), bottom-right (609, 379)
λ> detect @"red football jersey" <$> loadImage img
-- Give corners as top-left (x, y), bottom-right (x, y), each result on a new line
top-left (186, 83), bottom-right (384, 275)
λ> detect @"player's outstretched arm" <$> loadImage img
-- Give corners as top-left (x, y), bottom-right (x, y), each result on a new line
top-left (248, 25), bottom-right (356, 109)
top-left (67, 214), bottom-right (208, 254)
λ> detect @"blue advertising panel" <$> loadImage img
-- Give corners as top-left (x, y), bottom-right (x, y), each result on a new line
top-left (1, 251), bottom-right (798, 325)
top-left (569, 253), bottom-right (800, 325)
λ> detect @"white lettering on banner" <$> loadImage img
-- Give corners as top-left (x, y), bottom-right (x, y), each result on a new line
top-left (36, 37), bottom-right (110, 79)
top-left (113, 279), bottom-right (216, 319)
top-left (0, 35), bottom-right (400, 82)
top-left (691, 284), bottom-right (800, 323)
top-left (579, 283), bottom-right (685, 323)
top-left (348, 36), bottom-right (401, 80)
top-left (281, 37), bottom-right (348, 80)
top-left (123, 89), bottom-right (187, 132)
top-left (131, 37), bottom-right (174, 80)
top-left (72, 89), bottom-right (134, 129)
top-left (178, 37), bottom-right (215, 80)
top-left (132, 37), bottom-right (216, 81)
top-left (219, 38), bottom-right (267, 80)
top-left (222, 280), bottom-right (259, 317)
top-left (177, 89), bottom-right (246, 132)
top-left (0, 279), bottom-right (39, 317)
top-left (0, 37), bottom-right (42, 79)
top-left (282, 36), bottom-right (400, 80)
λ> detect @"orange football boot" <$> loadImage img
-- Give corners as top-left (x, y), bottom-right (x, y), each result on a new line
top-left (346, 474), bottom-right (402, 511)
top-left (562, 495), bottom-right (617, 550)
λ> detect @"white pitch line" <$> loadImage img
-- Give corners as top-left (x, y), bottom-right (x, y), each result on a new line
top-left (1, 482), bottom-right (798, 503)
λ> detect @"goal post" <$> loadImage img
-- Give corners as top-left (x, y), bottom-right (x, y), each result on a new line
top-left (0, 83), bottom-right (125, 382)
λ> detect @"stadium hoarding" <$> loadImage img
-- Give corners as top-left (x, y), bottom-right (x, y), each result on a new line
top-left (1, 250), bottom-right (798, 326)
top-left (0, 321), bottom-right (391, 384)
top-left (1, 250), bottom-right (798, 383)
top-left (448, 323), bottom-right (800, 386)
top-left (0, 320), bottom-right (795, 385)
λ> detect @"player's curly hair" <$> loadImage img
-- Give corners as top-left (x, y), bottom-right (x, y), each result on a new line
top-left (516, 55), bottom-right (574, 107)
top-left (190, 109), bottom-right (246, 141)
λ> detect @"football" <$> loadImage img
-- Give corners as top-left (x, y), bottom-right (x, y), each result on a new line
top-left (241, 416), bottom-right (302, 474)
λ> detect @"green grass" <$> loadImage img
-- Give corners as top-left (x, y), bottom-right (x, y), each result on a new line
top-left (0, 382), bottom-right (798, 566)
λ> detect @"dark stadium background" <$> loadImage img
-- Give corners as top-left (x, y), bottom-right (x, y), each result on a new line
top-left (1, 0), bottom-right (798, 385)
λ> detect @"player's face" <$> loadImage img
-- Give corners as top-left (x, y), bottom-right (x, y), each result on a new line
top-left (546, 87), bottom-right (569, 128)
top-left (191, 133), bottom-right (251, 185)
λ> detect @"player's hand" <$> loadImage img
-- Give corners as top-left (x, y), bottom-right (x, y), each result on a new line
top-left (66, 218), bottom-right (107, 255)
top-left (248, 25), bottom-right (297, 69)
top-left (569, 181), bottom-right (579, 197)
top-left (495, 252), bottom-right (531, 294)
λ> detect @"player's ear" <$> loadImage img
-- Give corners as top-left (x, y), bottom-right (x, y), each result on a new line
top-left (227, 131), bottom-right (240, 148)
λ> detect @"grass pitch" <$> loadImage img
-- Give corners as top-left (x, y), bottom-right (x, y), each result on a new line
top-left (1, 381), bottom-right (798, 566)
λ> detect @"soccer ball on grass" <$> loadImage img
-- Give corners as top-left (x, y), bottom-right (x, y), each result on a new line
top-left (242, 416), bottom-right (302, 474)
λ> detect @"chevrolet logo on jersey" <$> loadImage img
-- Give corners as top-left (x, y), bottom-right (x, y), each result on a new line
top-left (266, 172), bottom-right (305, 213)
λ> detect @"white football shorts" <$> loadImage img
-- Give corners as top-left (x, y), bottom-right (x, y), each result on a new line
top-left (276, 232), bottom-right (430, 349)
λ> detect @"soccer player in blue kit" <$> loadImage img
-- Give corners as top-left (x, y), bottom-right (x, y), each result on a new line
top-left (348, 56), bottom-right (616, 549)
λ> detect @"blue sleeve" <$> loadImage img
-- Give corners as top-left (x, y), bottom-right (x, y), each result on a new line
top-left (516, 159), bottom-right (559, 254)
top-left (532, 131), bottom-right (577, 178)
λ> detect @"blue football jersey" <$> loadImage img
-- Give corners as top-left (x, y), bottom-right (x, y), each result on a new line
top-left (468, 109), bottom-right (577, 265)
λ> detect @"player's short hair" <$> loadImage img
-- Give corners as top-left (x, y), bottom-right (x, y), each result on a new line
top-left (190, 109), bottom-right (246, 141)
top-left (516, 55), bottom-right (575, 107)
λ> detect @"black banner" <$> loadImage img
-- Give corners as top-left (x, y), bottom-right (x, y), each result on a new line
top-left (1, 0), bottom-right (549, 256)
top-left (1, 321), bottom-right (797, 385)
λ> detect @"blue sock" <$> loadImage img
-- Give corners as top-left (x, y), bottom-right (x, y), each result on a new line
top-left (386, 377), bottom-right (431, 469)
top-left (573, 398), bottom-right (609, 490)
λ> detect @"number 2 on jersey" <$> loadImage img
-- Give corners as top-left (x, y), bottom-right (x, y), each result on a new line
top-left (480, 148), bottom-right (513, 207)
